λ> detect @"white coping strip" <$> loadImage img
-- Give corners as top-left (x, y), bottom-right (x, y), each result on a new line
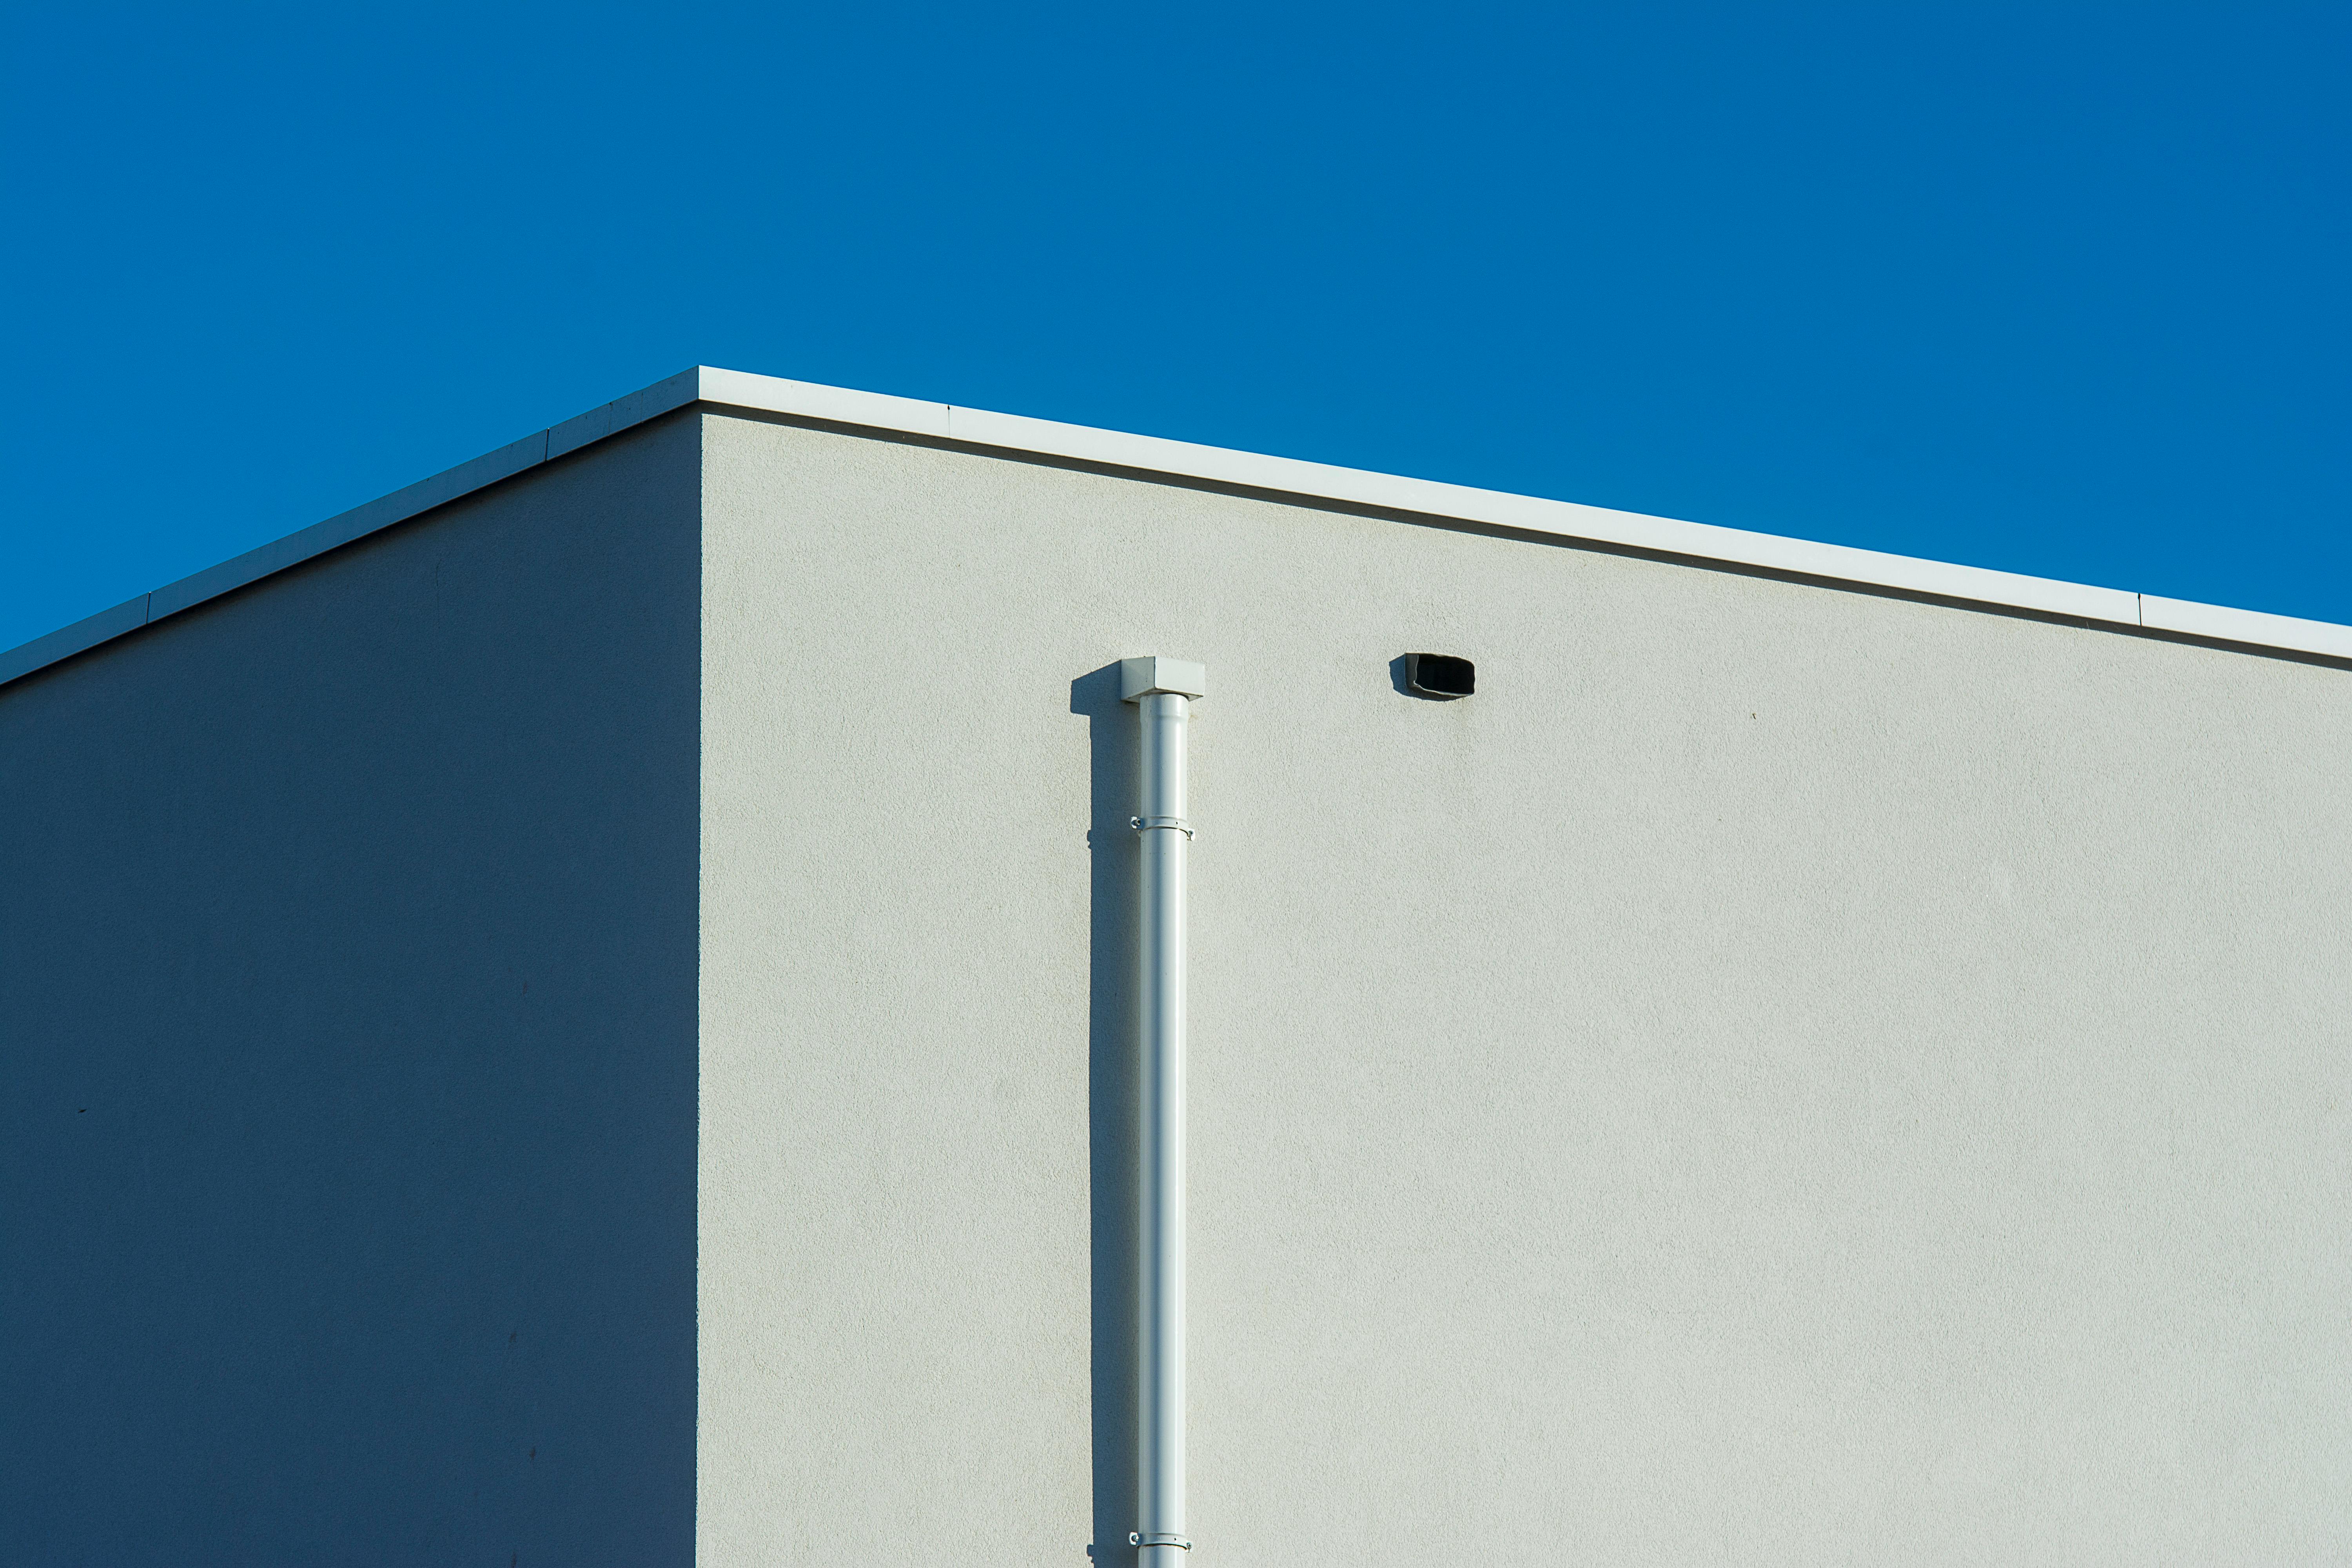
top-left (2135, 595), bottom-right (2352, 660)
top-left (6, 365), bottom-right (2349, 688)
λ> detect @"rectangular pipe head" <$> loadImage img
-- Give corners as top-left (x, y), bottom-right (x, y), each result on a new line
top-left (1121, 657), bottom-right (1207, 702)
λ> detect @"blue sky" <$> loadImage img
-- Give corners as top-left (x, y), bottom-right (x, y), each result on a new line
top-left (4, 2), bottom-right (2345, 652)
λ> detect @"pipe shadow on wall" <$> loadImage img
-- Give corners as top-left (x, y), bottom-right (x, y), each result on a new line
top-left (1070, 664), bottom-right (1141, 1568)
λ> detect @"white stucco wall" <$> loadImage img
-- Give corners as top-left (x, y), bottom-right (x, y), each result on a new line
top-left (9, 397), bottom-right (2344, 1564)
top-left (698, 411), bottom-right (2352, 1566)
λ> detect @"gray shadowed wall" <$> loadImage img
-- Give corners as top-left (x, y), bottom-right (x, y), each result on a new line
top-left (0, 416), bottom-right (701, 1565)
top-left (695, 409), bottom-right (2352, 1566)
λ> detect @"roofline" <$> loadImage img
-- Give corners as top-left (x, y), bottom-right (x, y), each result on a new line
top-left (7, 364), bottom-right (2350, 689)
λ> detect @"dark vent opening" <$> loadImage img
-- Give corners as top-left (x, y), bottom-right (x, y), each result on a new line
top-left (1406, 653), bottom-right (1475, 699)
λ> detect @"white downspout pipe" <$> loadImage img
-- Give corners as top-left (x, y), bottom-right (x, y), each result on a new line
top-left (1122, 656), bottom-right (1205, 1566)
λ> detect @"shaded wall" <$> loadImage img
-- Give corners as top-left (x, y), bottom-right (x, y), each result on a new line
top-left (697, 410), bottom-right (2352, 1566)
top-left (0, 416), bottom-right (701, 1565)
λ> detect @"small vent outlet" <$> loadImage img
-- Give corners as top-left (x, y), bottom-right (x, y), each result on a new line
top-left (1405, 653), bottom-right (1475, 699)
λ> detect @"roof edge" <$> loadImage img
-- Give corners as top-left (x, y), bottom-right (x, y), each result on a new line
top-left (6, 366), bottom-right (2349, 689)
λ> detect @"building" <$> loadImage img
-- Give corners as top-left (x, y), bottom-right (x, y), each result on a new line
top-left (4, 367), bottom-right (2348, 1564)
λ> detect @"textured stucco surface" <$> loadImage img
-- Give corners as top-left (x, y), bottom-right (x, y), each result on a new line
top-left (0, 417), bottom-right (701, 1565)
top-left (9, 404), bottom-right (2344, 1564)
top-left (698, 412), bottom-right (2352, 1566)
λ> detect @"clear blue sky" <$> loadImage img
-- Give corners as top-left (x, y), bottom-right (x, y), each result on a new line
top-left (5, 3), bottom-right (2345, 652)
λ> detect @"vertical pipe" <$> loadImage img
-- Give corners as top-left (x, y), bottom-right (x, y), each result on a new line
top-left (1121, 657), bottom-right (1204, 1565)
top-left (1137, 691), bottom-right (1188, 1566)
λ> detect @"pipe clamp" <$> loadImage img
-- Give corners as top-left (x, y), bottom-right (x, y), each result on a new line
top-left (1130, 1532), bottom-right (1193, 1550)
top-left (1130, 816), bottom-right (1194, 838)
